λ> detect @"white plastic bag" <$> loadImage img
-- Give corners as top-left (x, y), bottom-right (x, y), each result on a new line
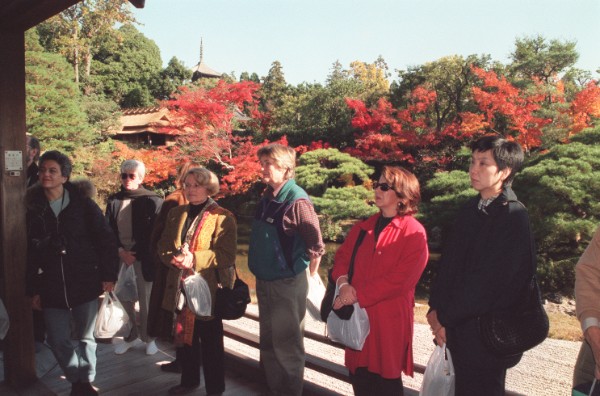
top-left (326, 284), bottom-right (370, 350)
top-left (94, 292), bottom-right (132, 339)
top-left (420, 343), bottom-right (455, 396)
top-left (183, 273), bottom-right (212, 317)
top-left (0, 298), bottom-right (9, 339)
top-left (306, 272), bottom-right (326, 321)
top-left (114, 263), bottom-right (138, 302)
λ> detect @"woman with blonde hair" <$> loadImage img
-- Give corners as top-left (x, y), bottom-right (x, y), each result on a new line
top-left (148, 161), bottom-right (201, 373)
top-left (157, 167), bottom-right (237, 395)
top-left (248, 143), bottom-right (325, 396)
top-left (331, 165), bottom-right (429, 396)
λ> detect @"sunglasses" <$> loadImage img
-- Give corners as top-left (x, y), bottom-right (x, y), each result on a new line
top-left (120, 173), bottom-right (137, 180)
top-left (373, 181), bottom-right (395, 192)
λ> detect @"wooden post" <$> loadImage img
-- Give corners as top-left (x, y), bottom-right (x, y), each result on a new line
top-left (0, 30), bottom-right (38, 388)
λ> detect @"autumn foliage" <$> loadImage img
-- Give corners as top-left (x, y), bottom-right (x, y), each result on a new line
top-left (570, 81), bottom-right (600, 135)
top-left (345, 66), bottom-right (563, 167)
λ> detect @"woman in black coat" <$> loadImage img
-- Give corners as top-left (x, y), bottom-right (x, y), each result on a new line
top-left (26, 151), bottom-right (119, 396)
top-left (427, 135), bottom-right (535, 395)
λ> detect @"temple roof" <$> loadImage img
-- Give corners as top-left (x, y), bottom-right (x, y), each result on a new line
top-left (191, 39), bottom-right (222, 79)
top-left (116, 107), bottom-right (178, 135)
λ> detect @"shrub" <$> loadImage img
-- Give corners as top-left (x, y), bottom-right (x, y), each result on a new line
top-left (296, 148), bottom-right (374, 196)
top-left (516, 126), bottom-right (600, 295)
top-left (312, 186), bottom-right (378, 221)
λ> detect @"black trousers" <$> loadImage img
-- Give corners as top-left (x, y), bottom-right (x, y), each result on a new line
top-left (349, 367), bottom-right (404, 396)
top-left (179, 318), bottom-right (225, 394)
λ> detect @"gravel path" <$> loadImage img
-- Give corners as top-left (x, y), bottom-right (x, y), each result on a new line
top-left (230, 303), bottom-right (582, 395)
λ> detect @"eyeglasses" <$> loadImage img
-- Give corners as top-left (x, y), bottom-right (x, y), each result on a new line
top-left (120, 173), bottom-right (137, 180)
top-left (183, 183), bottom-right (204, 190)
top-left (373, 181), bottom-right (395, 192)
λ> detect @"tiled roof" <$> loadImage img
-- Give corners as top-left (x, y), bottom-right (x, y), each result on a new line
top-left (115, 107), bottom-right (179, 135)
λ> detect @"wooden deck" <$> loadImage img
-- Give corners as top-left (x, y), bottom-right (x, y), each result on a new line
top-left (0, 301), bottom-right (423, 396)
top-left (0, 337), bottom-right (265, 396)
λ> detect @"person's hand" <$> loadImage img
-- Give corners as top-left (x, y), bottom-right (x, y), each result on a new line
top-left (332, 283), bottom-right (357, 309)
top-left (434, 326), bottom-right (447, 346)
top-left (309, 256), bottom-right (321, 276)
top-left (427, 309), bottom-right (447, 345)
top-left (584, 326), bottom-right (600, 379)
top-left (170, 243), bottom-right (193, 269)
top-left (119, 249), bottom-right (136, 266)
top-left (102, 282), bottom-right (115, 293)
top-left (31, 295), bottom-right (42, 311)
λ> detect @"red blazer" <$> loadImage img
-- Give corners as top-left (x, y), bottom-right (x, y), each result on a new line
top-left (332, 213), bottom-right (429, 378)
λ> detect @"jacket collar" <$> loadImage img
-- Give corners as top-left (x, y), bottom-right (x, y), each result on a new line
top-left (479, 187), bottom-right (518, 215)
top-left (360, 212), bottom-right (407, 231)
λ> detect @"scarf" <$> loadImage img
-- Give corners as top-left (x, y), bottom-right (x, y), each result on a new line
top-left (116, 186), bottom-right (158, 199)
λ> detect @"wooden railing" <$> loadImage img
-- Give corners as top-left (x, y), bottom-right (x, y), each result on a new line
top-left (223, 311), bottom-right (522, 396)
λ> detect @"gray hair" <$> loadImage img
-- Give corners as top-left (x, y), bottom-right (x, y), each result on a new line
top-left (120, 159), bottom-right (145, 180)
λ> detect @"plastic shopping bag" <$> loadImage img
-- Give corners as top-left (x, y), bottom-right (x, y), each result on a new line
top-left (183, 273), bottom-right (212, 317)
top-left (326, 285), bottom-right (370, 350)
top-left (0, 298), bottom-right (9, 339)
top-left (306, 272), bottom-right (326, 321)
top-left (94, 292), bottom-right (132, 339)
top-left (114, 263), bottom-right (138, 302)
top-left (420, 343), bottom-right (455, 396)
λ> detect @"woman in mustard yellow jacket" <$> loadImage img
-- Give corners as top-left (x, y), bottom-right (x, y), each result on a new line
top-left (157, 167), bottom-right (237, 396)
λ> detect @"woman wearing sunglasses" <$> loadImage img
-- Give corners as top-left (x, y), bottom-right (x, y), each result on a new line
top-left (331, 166), bottom-right (429, 396)
top-left (105, 159), bottom-right (163, 355)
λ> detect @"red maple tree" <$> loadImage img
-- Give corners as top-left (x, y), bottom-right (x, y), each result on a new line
top-left (569, 80), bottom-right (600, 135)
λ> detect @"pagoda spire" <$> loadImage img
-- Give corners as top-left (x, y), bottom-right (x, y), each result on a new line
top-left (191, 37), bottom-right (221, 81)
top-left (199, 38), bottom-right (204, 63)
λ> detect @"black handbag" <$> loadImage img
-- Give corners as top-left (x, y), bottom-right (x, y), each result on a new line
top-left (319, 230), bottom-right (366, 322)
top-left (478, 202), bottom-right (549, 358)
top-left (478, 275), bottom-right (549, 357)
top-left (214, 268), bottom-right (251, 320)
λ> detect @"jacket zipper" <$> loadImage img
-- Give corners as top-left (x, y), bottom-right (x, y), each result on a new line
top-left (56, 202), bottom-right (71, 309)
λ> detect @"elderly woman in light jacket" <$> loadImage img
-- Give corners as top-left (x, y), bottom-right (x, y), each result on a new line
top-left (157, 167), bottom-right (237, 396)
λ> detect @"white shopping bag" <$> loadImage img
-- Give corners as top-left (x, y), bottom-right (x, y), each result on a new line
top-left (114, 262), bottom-right (138, 302)
top-left (183, 273), bottom-right (212, 317)
top-left (325, 284), bottom-right (370, 350)
top-left (306, 272), bottom-right (326, 321)
top-left (0, 298), bottom-right (9, 339)
top-left (420, 343), bottom-right (455, 396)
top-left (94, 292), bottom-right (132, 339)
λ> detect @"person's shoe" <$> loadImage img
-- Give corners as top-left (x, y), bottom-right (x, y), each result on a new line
top-left (160, 360), bottom-right (181, 373)
top-left (70, 381), bottom-right (98, 396)
top-left (167, 384), bottom-right (199, 395)
top-left (114, 338), bottom-right (141, 354)
top-left (70, 382), bottom-right (81, 396)
top-left (79, 382), bottom-right (98, 396)
top-left (145, 340), bottom-right (158, 355)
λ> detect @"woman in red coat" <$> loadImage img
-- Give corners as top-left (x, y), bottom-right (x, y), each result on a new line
top-left (332, 166), bottom-right (429, 396)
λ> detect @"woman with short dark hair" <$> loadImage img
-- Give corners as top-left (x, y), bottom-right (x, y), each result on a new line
top-left (26, 150), bottom-right (119, 396)
top-left (427, 135), bottom-right (535, 395)
top-left (331, 165), bottom-right (429, 396)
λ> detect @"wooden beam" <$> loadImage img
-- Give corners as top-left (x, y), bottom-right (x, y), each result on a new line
top-left (129, 0), bottom-right (146, 8)
top-left (0, 31), bottom-right (39, 389)
top-left (0, 0), bottom-right (81, 32)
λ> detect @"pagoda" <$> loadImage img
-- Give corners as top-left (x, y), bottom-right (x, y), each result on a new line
top-left (191, 39), bottom-right (222, 81)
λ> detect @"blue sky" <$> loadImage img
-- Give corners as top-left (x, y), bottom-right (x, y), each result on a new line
top-left (132, 0), bottom-right (600, 85)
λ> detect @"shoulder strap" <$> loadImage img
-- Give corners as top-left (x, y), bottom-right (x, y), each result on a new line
top-left (348, 229), bottom-right (367, 284)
